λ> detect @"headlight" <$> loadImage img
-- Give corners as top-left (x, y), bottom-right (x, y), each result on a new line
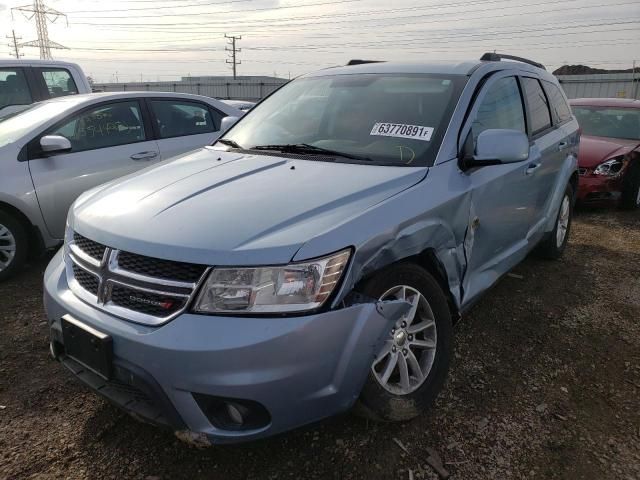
top-left (193, 249), bottom-right (351, 314)
top-left (594, 156), bottom-right (624, 176)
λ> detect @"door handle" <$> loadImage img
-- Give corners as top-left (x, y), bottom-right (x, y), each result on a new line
top-left (130, 151), bottom-right (158, 161)
top-left (525, 162), bottom-right (541, 175)
top-left (557, 141), bottom-right (569, 151)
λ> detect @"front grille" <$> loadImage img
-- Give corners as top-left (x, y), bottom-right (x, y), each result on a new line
top-left (67, 231), bottom-right (208, 325)
top-left (73, 233), bottom-right (106, 262)
top-left (110, 284), bottom-right (187, 317)
top-left (118, 251), bottom-right (207, 283)
top-left (73, 265), bottom-right (99, 296)
top-left (579, 167), bottom-right (588, 176)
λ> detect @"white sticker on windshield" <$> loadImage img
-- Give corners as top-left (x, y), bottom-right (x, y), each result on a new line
top-left (370, 123), bottom-right (434, 142)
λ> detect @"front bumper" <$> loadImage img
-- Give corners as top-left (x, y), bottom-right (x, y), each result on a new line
top-left (44, 249), bottom-right (408, 444)
top-left (577, 174), bottom-right (622, 205)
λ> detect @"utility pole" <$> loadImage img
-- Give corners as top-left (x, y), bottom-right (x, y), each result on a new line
top-left (7, 30), bottom-right (23, 58)
top-left (225, 34), bottom-right (242, 80)
top-left (12, 0), bottom-right (68, 60)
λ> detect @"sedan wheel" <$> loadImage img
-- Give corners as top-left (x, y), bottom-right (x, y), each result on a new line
top-left (0, 212), bottom-right (28, 282)
top-left (0, 223), bottom-right (17, 273)
top-left (372, 285), bottom-right (438, 395)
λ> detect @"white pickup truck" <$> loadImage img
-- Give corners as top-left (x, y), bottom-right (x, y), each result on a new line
top-left (0, 60), bottom-right (91, 119)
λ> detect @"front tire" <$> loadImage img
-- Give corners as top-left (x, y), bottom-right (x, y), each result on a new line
top-left (0, 211), bottom-right (27, 282)
top-left (355, 263), bottom-right (453, 422)
top-left (620, 161), bottom-right (640, 210)
top-left (537, 184), bottom-right (573, 260)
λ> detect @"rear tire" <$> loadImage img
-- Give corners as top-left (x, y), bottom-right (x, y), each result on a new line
top-left (620, 161), bottom-right (640, 210)
top-left (355, 263), bottom-right (453, 422)
top-left (0, 211), bottom-right (27, 282)
top-left (537, 184), bottom-right (573, 260)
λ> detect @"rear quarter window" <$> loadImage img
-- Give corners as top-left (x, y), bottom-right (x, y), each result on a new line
top-left (543, 81), bottom-right (572, 124)
top-left (521, 77), bottom-right (552, 135)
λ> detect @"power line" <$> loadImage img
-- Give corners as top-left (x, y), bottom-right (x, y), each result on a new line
top-left (225, 34), bottom-right (241, 79)
top-left (12, 0), bottom-right (68, 59)
top-left (7, 30), bottom-right (23, 58)
top-left (66, 0), bottom-right (254, 13)
top-left (68, 0), bottom-right (364, 19)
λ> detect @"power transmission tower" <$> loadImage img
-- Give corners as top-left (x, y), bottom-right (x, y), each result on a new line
top-left (225, 34), bottom-right (242, 80)
top-left (12, 0), bottom-right (68, 60)
top-left (7, 30), bottom-right (23, 58)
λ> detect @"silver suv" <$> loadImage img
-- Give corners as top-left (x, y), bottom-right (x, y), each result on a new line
top-left (44, 54), bottom-right (579, 445)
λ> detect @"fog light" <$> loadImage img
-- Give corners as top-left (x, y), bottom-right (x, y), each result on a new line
top-left (226, 403), bottom-right (244, 425)
top-left (192, 393), bottom-right (271, 431)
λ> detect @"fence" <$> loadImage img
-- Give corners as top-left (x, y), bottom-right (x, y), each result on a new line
top-left (556, 73), bottom-right (640, 100)
top-left (94, 74), bottom-right (640, 102)
top-left (92, 80), bottom-right (289, 101)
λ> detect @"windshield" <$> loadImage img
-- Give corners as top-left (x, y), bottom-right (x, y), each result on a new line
top-left (221, 73), bottom-right (466, 166)
top-left (0, 101), bottom-right (75, 148)
top-left (573, 106), bottom-right (640, 141)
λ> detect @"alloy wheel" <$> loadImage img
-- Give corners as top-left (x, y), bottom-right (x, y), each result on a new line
top-left (371, 285), bottom-right (438, 395)
top-left (556, 195), bottom-right (570, 248)
top-left (0, 223), bottom-right (16, 273)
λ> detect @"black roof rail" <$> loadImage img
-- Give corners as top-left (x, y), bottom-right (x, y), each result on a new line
top-left (480, 52), bottom-right (546, 71)
top-left (346, 59), bottom-right (385, 66)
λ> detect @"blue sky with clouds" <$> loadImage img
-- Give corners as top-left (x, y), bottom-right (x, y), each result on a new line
top-left (1, 0), bottom-right (638, 82)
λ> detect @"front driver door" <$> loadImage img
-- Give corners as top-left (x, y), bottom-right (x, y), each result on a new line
top-left (28, 99), bottom-right (160, 239)
top-left (460, 74), bottom-right (540, 305)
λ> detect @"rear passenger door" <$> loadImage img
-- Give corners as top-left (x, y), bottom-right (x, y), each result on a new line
top-left (147, 99), bottom-right (226, 160)
top-left (27, 100), bottom-right (160, 239)
top-left (519, 77), bottom-right (566, 233)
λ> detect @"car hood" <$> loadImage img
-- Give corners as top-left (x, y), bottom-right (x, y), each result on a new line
top-left (578, 135), bottom-right (640, 168)
top-left (72, 148), bottom-right (427, 266)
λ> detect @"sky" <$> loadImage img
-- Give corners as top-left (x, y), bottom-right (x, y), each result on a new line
top-left (0, 0), bottom-right (638, 83)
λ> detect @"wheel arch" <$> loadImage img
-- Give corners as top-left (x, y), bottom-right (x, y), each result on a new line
top-left (0, 201), bottom-right (45, 259)
top-left (352, 247), bottom-right (461, 324)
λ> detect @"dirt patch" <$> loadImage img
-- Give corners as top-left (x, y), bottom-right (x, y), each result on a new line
top-left (1, 209), bottom-right (639, 480)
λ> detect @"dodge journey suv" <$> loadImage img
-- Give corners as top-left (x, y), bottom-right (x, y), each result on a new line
top-left (44, 53), bottom-right (580, 445)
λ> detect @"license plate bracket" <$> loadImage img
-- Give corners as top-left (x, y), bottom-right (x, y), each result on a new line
top-left (61, 315), bottom-right (113, 379)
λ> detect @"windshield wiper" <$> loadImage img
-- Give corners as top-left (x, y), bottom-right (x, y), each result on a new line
top-left (217, 138), bottom-right (243, 149)
top-left (252, 143), bottom-right (371, 161)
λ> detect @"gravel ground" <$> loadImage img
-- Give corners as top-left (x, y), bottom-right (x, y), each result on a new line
top-left (1, 208), bottom-right (639, 480)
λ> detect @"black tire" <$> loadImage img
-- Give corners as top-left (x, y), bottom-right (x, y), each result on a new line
top-left (537, 183), bottom-right (573, 260)
top-left (0, 210), bottom-right (28, 282)
top-left (620, 161), bottom-right (640, 210)
top-left (355, 263), bottom-right (453, 422)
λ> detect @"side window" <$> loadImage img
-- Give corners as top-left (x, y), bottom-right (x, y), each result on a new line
top-left (149, 100), bottom-right (222, 139)
top-left (472, 76), bottom-right (526, 143)
top-left (39, 69), bottom-right (78, 98)
top-left (48, 101), bottom-right (146, 153)
top-left (521, 78), bottom-right (552, 135)
top-left (0, 69), bottom-right (33, 109)
top-left (542, 81), bottom-right (572, 124)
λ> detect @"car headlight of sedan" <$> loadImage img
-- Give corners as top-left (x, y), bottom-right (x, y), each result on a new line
top-left (593, 156), bottom-right (624, 176)
top-left (193, 249), bottom-right (351, 314)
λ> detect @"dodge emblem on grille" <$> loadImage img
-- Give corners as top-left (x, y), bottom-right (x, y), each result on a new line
top-left (129, 295), bottom-right (175, 310)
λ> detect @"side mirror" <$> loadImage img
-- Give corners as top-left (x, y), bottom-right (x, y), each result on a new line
top-left (220, 116), bottom-right (240, 133)
top-left (40, 135), bottom-right (72, 155)
top-left (462, 129), bottom-right (529, 169)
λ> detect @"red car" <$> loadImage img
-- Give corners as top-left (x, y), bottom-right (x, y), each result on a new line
top-left (570, 98), bottom-right (640, 209)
